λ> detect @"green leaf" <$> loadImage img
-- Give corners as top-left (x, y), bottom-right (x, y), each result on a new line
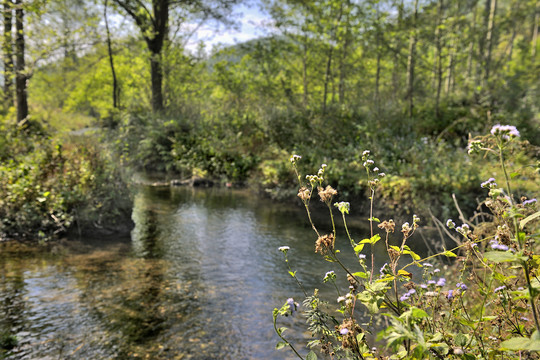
top-left (288, 270), bottom-right (296, 277)
top-left (510, 172), bottom-right (520, 179)
top-left (403, 245), bottom-right (421, 260)
top-left (354, 244), bottom-right (365, 254)
top-left (484, 251), bottom-right (519, 263)
top-left (352, 271), bottom-right (368, 279)
top-left (455, 333), bottom-right (469, 347)
top-left (306, 350), bottom-right (318, 360)
top-left (443, 250), bottom-right (457, 258)
top-left (276, 341), bottom-right (288, 350)
top-left (360, 234), bottom-right (381, 245)
top-left (500, 337), bottom-right (532, 350)
top-left (277, 327), bottom-right (287, 335)
top-left (520, 210), bottom-right (540, 229)
top-left (410, 307), bottom-right (428, 319)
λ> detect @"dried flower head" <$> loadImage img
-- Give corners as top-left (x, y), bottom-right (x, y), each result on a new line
top-left (297, 187), bottom-right (311, 202)
top-left (378, 219), bottom-right (395, 233)
top-left (315, 234), bottom-right (335, 254)
top-left (318, 185), bottom-right (337, 204)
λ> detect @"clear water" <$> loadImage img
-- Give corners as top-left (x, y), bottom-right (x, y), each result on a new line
top-left (0, 186), bottom-right (417, 359)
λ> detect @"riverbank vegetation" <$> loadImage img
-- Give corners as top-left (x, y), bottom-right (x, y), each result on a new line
top-left (0, 0), bottom-right (538, 232)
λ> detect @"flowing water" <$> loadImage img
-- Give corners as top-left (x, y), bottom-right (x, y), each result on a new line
top-left (0, 186), bottom-right (425, 359)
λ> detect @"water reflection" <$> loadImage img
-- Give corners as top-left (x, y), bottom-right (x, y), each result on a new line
top-left (1, 186), bottom-right (407, 359)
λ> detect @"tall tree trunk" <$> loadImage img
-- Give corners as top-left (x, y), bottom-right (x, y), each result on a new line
top-left (532, 1), bottom-right (538, 59)
top-left (484, 0), bottom-right (497, 85)
top-left (434, 0), bottom-right (444, 119)
top-left (149, 52), bottom-right (163, 112)
top-left (466, 4), bottom-right (478, 89)
top-left (338, 13), bottom-right (349, 106)
top-left (406, 0), bottom-right (418, 118)
top-left (104, 0), bottom-right (119, 109)
top-left (113, 0), bottom-right (168, 112)
top-left (14, 0), bottom-right (27, 123)
top-left (445, 1), bottom-right (458, 96)
top-left (392, 0), bottom-right (404, 97)
top-left (374, 2), bottom-right (381, 109)
top-left (3, 0), bottom-right (13, 108)
top-left (322, 46), bottom-right (333, 114)
top-left (302, 33), bottom-right (308, 107)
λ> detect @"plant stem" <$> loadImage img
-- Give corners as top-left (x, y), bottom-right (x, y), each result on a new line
top-left (273, 313), bottom-right (305, 360)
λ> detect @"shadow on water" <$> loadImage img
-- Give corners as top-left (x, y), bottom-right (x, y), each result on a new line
top-left (0, 186), bottom-right (444, 359)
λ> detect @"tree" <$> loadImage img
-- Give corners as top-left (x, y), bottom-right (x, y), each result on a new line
top-left (112, 0), bottom-right (238, 113)
top-left (104, 0), bottom-right (119, 109)
top-left (112, 0), bottom-right (168, 112)
top-left (3, 0), bottom-right (14, 109)
top-left (14, 0), bottom-right (28, 123)
top-left (405, 0), bottom-right (418, 118)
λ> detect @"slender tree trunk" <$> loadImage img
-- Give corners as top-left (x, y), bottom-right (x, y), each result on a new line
top-left (445, 1), bottom-right (458, 96)
top-left (14, 0), bottom-right (27, 123)
top-left (406, 0), bottom-right (418, 117)
top-left (302, 33), bottom-right (308, 107)
top-left (338, 12), bottom-right (349, 106)
top-left (484, 0), bottom-right (497, 85)
top-left (3, 0), bottom-right (13, 108)
top-left (532, 1), bottom-right (538, 59)
top-left (445, 36), bottom-right (455, 96)
top-left (104, 0), bottom-right (119, 109)
top-left (374, 2), bottom-right (381, 109)
top-left (322, 46), bottom-right (333, 114)
top-left (466, 4), bottom-right (478, 89)
top-left (434, 0), bottom-right (444, 119)
top-left (392, 0), bottom-right (404, 97)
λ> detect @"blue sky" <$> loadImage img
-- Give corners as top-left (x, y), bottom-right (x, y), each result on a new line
top-left (183, 1), bottom-right (273, 52)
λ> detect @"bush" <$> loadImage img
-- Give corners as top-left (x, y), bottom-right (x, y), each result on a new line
top-left (0, 120), bottom-right (132, 240)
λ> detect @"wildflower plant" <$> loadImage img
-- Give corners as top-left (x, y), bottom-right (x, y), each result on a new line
top-left (273, 126), bottom-right (540, 359)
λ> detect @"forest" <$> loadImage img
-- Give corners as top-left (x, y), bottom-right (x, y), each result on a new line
top-left (0, 1), bottom-right (539, 359)
top-left (0, 0), bottom-right (538, 240)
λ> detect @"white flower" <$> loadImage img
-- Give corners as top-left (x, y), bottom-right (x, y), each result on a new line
top-left (491, 124), bottom-right (520, 140)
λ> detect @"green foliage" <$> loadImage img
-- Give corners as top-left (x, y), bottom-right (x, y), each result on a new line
top-left (0, 117), bottom-right (132, 240)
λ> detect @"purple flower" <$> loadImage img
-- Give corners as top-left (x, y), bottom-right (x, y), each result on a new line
top-left (287, 298), bottom-right (298, 313)
top-left (380, 263), bottom-right (389, 276)
top-left (340, 328), bottom-right (349, 335)
top-left (481, 178), bottom-right (497, 189)
top-left (490, 240), bottom-right (509, 251)
top-left (456, 283), bottom-right (468, 291)
top-left (447, 290), bottom-right (454, 299)
top-left (523, 199), bottom-right (537, 206)
top-left (494, 285), bottom-right (506, 293)
top-left (436, 278), bottom-right (446, 287)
